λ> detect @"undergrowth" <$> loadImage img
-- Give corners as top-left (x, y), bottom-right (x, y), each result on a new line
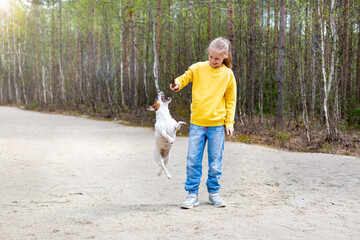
top-left (15, 102), bottom-right (360, 157)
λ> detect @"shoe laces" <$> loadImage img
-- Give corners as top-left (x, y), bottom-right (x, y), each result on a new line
top-left (186, 194), bottom-right (197, 201)
top-left (210, 193), bottom-right (221, 200)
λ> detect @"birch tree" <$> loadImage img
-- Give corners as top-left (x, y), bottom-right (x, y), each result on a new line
top-left (318, 0), bottom-right (337, 137)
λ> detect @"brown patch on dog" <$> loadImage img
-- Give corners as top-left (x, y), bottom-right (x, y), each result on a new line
top-left (147, 100), bottom-right (160, 111)
top-left (160, 148), bottom-right (170, 158)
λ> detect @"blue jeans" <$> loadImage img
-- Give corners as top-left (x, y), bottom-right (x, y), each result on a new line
top-left (185, 124), bottom-right (225, 194)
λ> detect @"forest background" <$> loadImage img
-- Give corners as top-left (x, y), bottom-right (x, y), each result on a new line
top-left (0, 0), bottom-right (359, 156)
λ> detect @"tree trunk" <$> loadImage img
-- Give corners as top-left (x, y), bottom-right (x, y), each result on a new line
top-left (12, 4), bottom-right (20, 104)
top-left (235, 0), bottom-right (244, 123)
top-left (50, 2), bottom-right (56, 105)
top-left (289, 0), bottom-right (296, 119)
top-left (273, 0), bottom-right (278, 71)
top-left (186, 0), bottom-right (192, 64)
top-left (265, 0), bottom-right (272, 116)
top-left (207, 4), bottom-right (212, 45)
top-left (17, 26), bottom-right (28, 105)
top-left (119, 0), bottom-right (125, 108)
top-left (298, 8), bottom-right (310, 142)
top-left (304, 2), bottom-right (310, 119)
top-left (16, 8), bottom-right (28, 105)
top-left (357, 18), bottom-right (360, 103)
top-left (153, 1), bottom-right (160, 93)
top-left (226, 0), bottom-right (235, 48)
top-left (155, 0), bottom-right (162, 89)
top-left (166, 0), bottom-right (173, 75)
top-left (58, 0), bottom-right (66, 103)
top-left (130, 2), bottom-right (136, 108)
top-left (318, 0), bottom-right (331, 137)
top-left (341, 0), bottom-right (349, 118)
top-left (123, 1), bottom-right (130, 107)
top-left (39, 5), bottom-right (47, 104)
top-left (258, 0), bottom-right (264, 124)
top-left (275, 0), bottom-right (285, 126)
top-left (0, 27), bottom-right (3, 102)
top-left (310, 0), bottom-right (319, 122)
top-left (329, 0), bottom-right (338, 139)
top-left (247, 0), bottom-right (256, 119)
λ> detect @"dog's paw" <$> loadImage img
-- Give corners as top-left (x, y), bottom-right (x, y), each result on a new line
top-left (178, 121), bottom-right (186, 125)
top-left (169, 137), bottom-right (175, 144)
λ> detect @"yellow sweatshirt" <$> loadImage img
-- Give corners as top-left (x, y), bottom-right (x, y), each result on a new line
top-left (175, 61), bottom-right (237, 128)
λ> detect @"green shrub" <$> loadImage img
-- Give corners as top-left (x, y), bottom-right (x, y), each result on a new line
top-left (346, 107), bottom-right (360, 129)
top-left (277, 131), bottom-right (292, 145)
top-left (25, 102), bottom-right (40, 111)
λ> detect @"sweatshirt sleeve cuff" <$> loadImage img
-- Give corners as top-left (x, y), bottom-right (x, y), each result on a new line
top-left (174, 79), bottom-right (181, 92)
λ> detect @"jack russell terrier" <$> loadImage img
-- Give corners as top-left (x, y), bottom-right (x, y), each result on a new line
top-left (147, 91), bottom-right (186, 179)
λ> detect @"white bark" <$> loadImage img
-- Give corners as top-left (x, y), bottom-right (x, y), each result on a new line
top-left (329, 0), bottom-right (338, 138)
top-left (58, 0), bottom-right (66, 103)
top-left (58, 57), bottom-right (66, 103)
top-left (153, 21), bottom-right (159, 93)
top-left (298, 8), bottom-right (310, 142)
top-left (327, 0), bottom-right (336, 95)
top-left (299, 51), bottom-right (311, 142)
top-left (47, 27), bottom-right (53, 104)
top-left (318, 3), bottom-right (331, 136)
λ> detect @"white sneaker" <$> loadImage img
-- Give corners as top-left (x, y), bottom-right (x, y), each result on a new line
top-left (181, 193), bottom-right (200, 209)
top-left (208, 193), bottom-right (226, 207)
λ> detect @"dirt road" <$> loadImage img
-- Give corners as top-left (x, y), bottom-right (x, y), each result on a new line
top-left (0, 106), bottom-right (359, 239)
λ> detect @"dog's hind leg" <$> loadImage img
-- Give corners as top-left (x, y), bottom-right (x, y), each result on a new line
top-left (155, 150), bottom-right (171, 179)
top-left (162, 164), bottom-right (171, 179)
top-left (158, 167), bottom-right (163, 176)
top-left (158, 159), bottom-right (171, 179)
top-left (162, 154), bottom-right (171, 179)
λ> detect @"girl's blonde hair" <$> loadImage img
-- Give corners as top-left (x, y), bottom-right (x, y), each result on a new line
top-left (207, 37), bottom-right (232, 69)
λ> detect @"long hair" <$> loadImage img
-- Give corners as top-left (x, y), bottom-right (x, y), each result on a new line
top-left (207, 37), bottom-right (232, 69)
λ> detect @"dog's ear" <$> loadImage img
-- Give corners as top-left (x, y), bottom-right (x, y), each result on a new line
top-left (147, 105), bottom-right (156, 111)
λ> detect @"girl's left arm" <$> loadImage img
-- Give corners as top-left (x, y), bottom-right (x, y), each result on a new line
top-left (224, 73), bottom-right (237, 130)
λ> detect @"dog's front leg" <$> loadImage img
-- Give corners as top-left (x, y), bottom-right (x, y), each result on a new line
top-left (175, 121), bottom-right (186, 131)
top-left (159, 130), bottom-right (175, 144)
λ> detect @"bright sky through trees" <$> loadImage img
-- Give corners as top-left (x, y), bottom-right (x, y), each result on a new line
top-left (0, 0), bottom-right (9, 11)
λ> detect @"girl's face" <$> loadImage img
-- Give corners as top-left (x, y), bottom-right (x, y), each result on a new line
top-left (208, 48), bottom-right (228, 68)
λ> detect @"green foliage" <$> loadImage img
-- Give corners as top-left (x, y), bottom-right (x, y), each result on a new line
top-left (277, 131), bottom-right (292, 145)
top-left (346, 107), bottom-right (360, 129)
top-left (25, 103), bottom-right (40, 111)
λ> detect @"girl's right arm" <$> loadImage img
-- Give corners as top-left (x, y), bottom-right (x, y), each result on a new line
top-left (169, 65), bottom-right (194, 92)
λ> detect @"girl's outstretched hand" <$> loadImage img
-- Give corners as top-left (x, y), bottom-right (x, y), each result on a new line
top-left (169, 82), bottom-right (179, 91)
top-left (226, 127), bottom-right (234, 139)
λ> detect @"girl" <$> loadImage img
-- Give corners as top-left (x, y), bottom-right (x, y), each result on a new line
top-left (169, 37), bottom-right (237, 208)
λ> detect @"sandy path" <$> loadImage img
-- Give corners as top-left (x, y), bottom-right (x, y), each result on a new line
top-left (0, 106), bottom-right (359, 240)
